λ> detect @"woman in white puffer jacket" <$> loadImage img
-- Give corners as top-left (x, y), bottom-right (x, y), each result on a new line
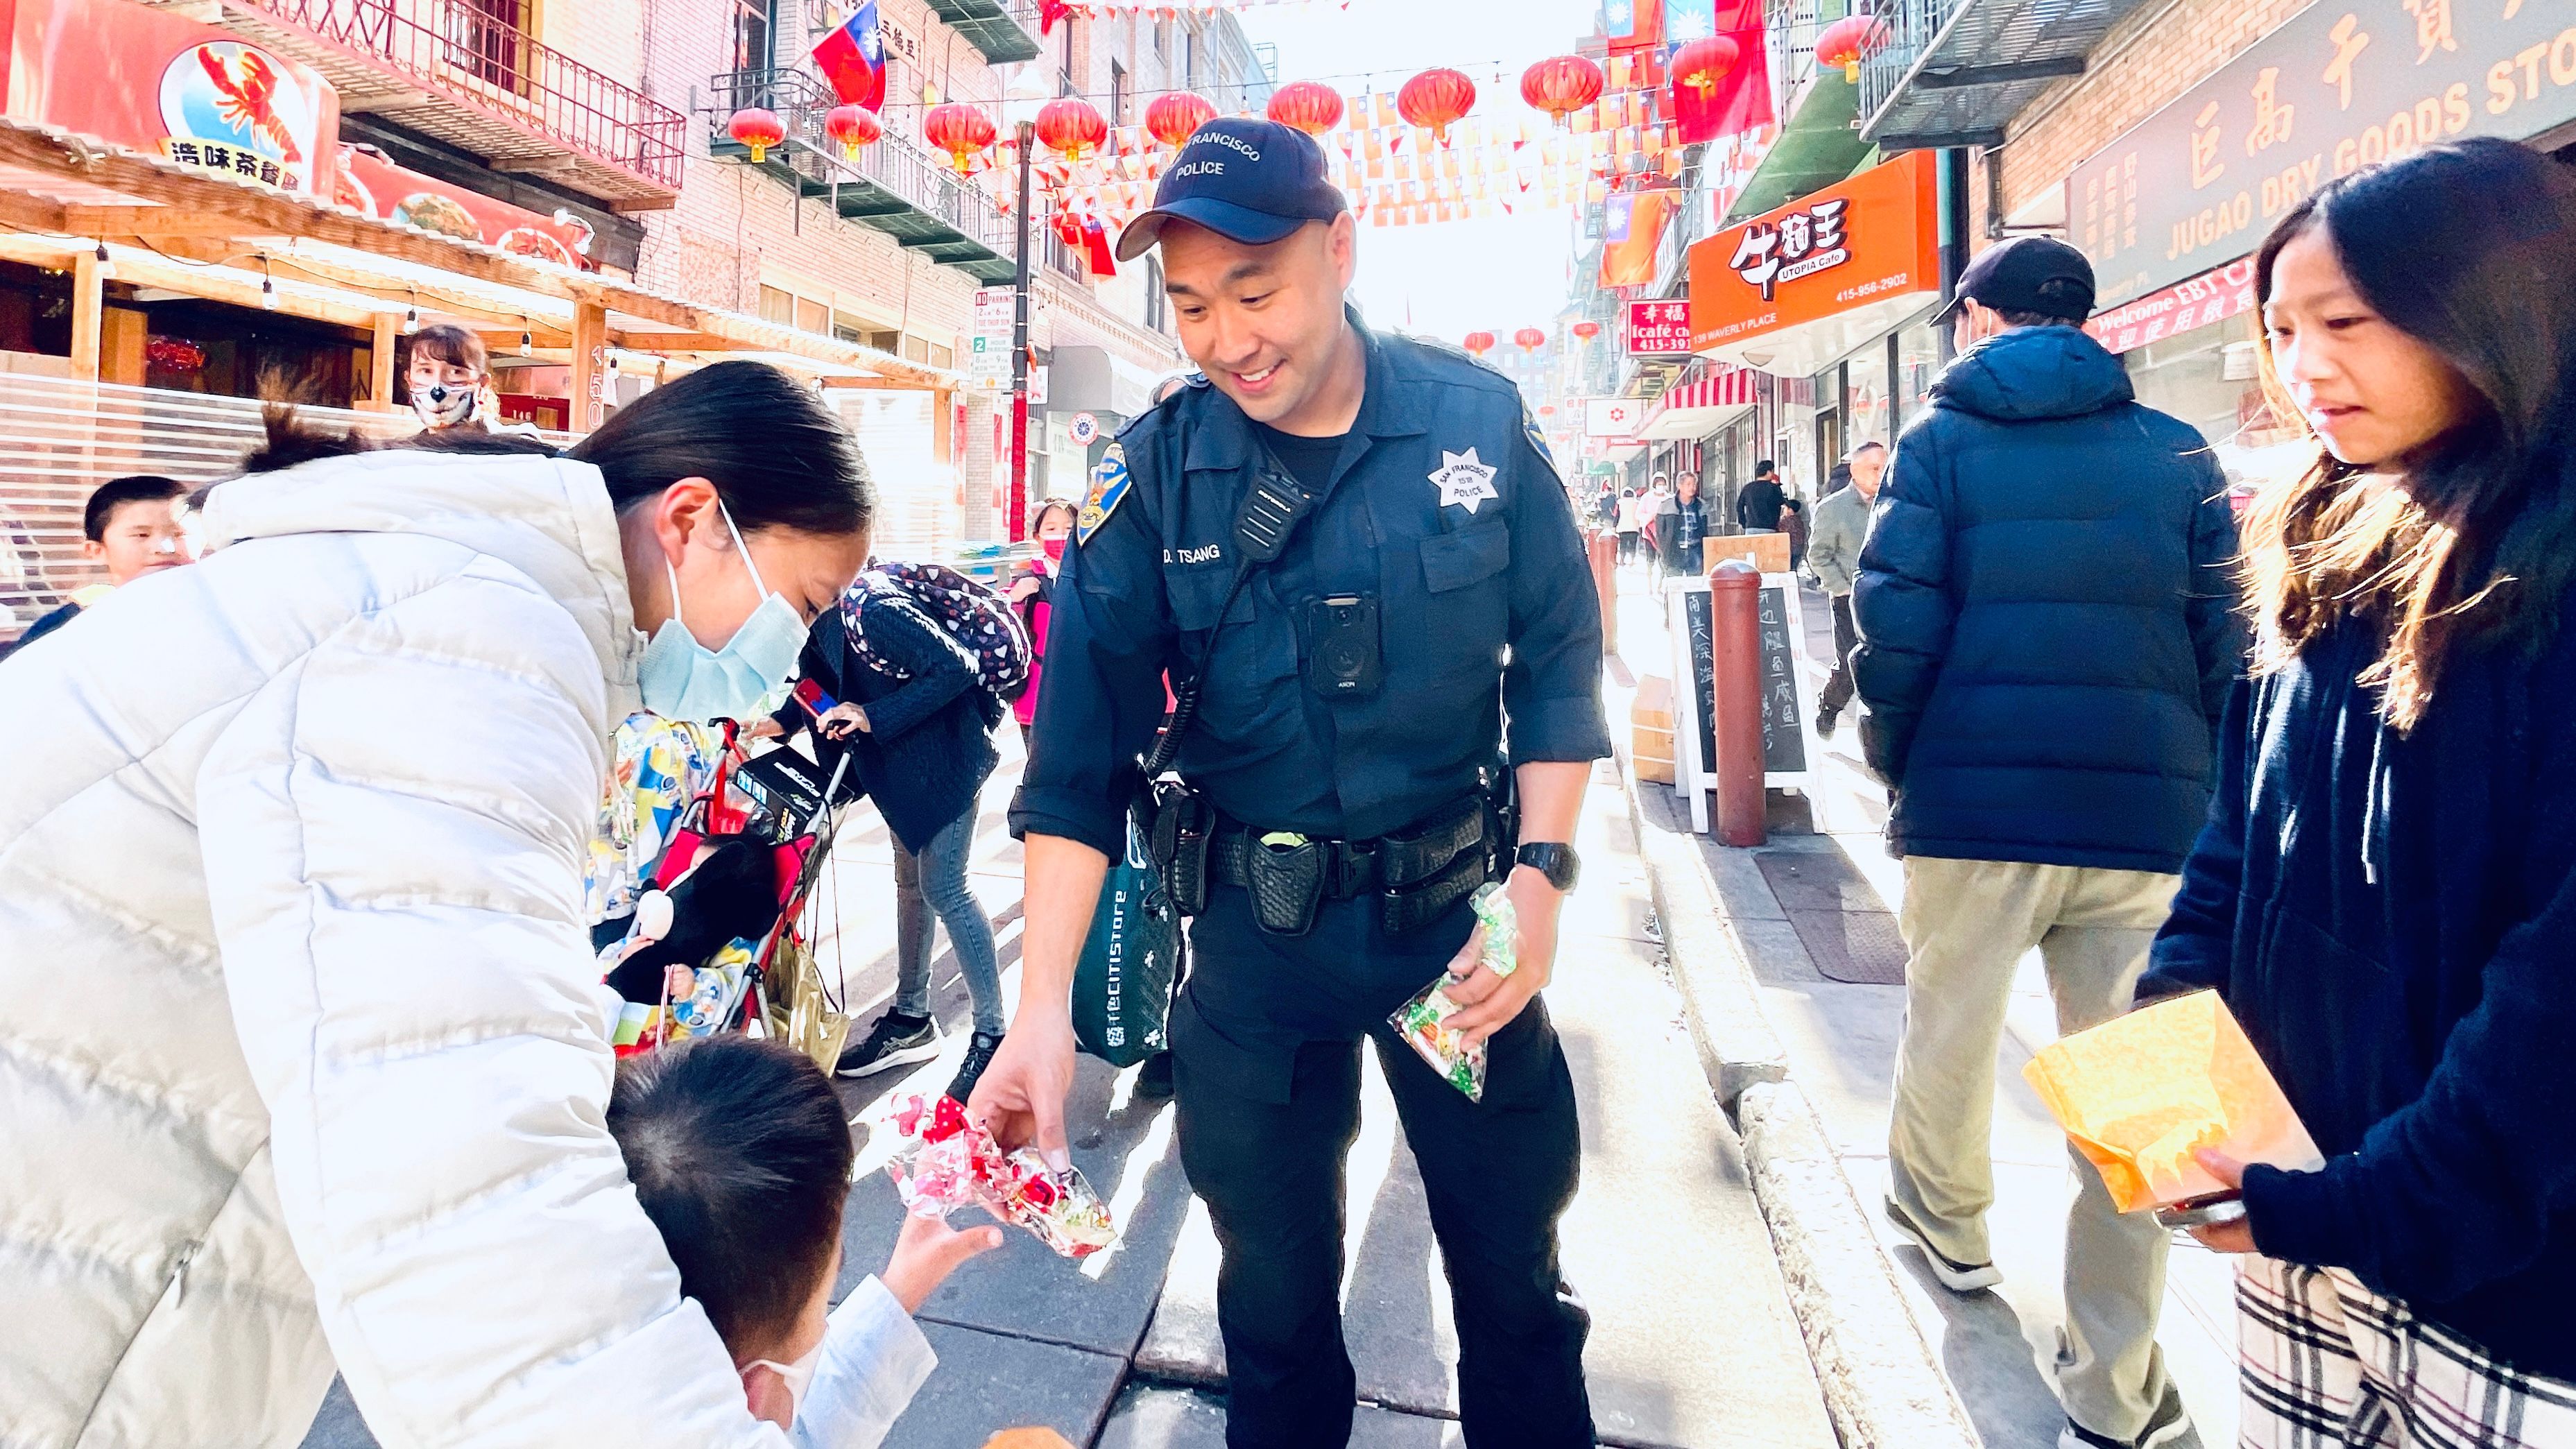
top-left (0, 363), bottom-right (906, 1448)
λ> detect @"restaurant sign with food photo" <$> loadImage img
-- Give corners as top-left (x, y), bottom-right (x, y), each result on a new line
top-left (335, 144), bottom-right (597, 269)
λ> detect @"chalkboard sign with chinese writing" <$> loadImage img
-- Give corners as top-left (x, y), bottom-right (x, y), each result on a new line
top-left (1679, 580), bottom-right (1808, 783)
top-left (1755, 583), bottom-right (1806, 775)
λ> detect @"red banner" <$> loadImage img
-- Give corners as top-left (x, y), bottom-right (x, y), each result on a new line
top-left (0, 0), bottom-right (338, 198)
top-left (336, 146), bottom-right (597, 269)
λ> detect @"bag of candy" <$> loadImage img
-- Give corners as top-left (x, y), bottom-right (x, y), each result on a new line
top-left (882, 1093), bottom-right (1117, 1259)
top-left (1389, 883), bottom-right (1518, 1102)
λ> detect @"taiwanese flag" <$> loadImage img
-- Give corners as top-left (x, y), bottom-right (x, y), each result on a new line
top-left (811, 2), bottom-right (886, 110)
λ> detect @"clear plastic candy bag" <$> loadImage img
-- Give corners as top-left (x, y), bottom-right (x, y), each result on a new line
top-left (882, 1093), bottom-right (1117, 1259)
top-left (1389, 883), bottom-right (1518, 1101)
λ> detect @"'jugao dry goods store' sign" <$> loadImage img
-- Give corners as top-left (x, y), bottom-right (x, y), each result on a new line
top-left (2072, 0), bottom-right (2576, 310)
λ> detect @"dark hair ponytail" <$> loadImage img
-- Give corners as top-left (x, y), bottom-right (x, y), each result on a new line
top-left (571, 360), bottom-right (875, 537)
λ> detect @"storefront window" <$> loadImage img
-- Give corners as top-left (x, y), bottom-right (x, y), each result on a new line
top-left (2122, 318), bottom-right (2306, 490)
top-left (1897, 322), bottom-right (1941, 425)
top-left (1847, 356), bottom-right (1891, 454)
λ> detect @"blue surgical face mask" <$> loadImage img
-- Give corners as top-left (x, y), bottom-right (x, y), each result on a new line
top-left (636, 504), bottom-right (808, 723)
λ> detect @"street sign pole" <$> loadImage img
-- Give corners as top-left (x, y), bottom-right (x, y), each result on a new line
top-left (1009, 119), bottom-right (1035, 544)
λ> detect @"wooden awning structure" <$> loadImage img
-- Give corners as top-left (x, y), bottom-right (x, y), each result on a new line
top-left (0, 115), bottom-right (965, 422)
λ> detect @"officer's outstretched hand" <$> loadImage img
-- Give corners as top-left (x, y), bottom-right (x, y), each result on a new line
top-left (968, 1011), bottom-right (1077, 1172)
top-left (1441, 865), bottom-right (1565, 1045)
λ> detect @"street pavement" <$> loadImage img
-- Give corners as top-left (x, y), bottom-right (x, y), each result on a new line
top-left (1608, 564), bottom-right (2242, 1449)
top-left (305, 674), bottom-right (1839, 1446)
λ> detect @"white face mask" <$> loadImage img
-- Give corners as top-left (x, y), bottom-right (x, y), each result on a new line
top-left (635, 503), bottom-right (808, 723)
top-left (744, 1338), bottom-right (824, 1424)
top-left (413, 380), bottom-right (479, 429)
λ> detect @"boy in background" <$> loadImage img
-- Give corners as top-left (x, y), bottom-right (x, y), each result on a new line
top-left (609, 1034), bottom-right (1004, 1441)
top-left (6, 474), bottom-right (191, 657)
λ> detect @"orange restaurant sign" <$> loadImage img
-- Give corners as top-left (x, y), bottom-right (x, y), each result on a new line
top-left (1687, 149), bottom-right (1939, 377)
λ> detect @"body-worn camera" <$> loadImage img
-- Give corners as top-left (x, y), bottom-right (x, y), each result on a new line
top-left (1304, 593), bottom-right (1383, 700)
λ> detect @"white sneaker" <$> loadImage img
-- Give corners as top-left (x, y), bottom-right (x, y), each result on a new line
top-left (2059, 1386), bottom-right (2192, 1449)
top-left (1883, 1199), bottom-right (2004, 1292)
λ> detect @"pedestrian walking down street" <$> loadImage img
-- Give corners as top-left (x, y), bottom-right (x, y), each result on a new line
top-left (1780, 495), bottom-right (1809, 573)
top-left (2140, 140), bottom-right (2576, 1449)
top-left (1653, 469), bottom-right (1708, 580)
top-left (1008, 497), bottom-right (1079, 755)
top-left (1805, 442), bottom-right (1885, 737)
top-left (1615, 486), bottom-right (1645, 563)
top-left (1637, 474), bottom-right (1669, 580)
top-left (1735, 458), bottom-right (1787, 534)
top-left (799, 574), bottom-right (1013, 1104)
top-left (0, 362), bottom-right (889, 1448)
top-left (975, 118), bottom-right (1608, 1449)
top-left (1852, 236), bottom-right (2246, 1449)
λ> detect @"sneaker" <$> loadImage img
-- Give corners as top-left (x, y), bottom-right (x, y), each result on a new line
top-left (1883, 1199), bottom-right (2003, 1293)
top-left (1815, 708), bottom-right (1840, 739)
top-left (835, 1011), bottom-right (940, 1078)
top-left (945, 1031), bottom-right (1004, 1104)
top-left (1133, 1049), bottom-right (1176, 1098)
top-left (2059, 1387), bottom-right (2192, 1449)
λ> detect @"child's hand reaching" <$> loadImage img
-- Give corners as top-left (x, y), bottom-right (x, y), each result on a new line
top-left (881, 1209), bottom-right (1004, 1314)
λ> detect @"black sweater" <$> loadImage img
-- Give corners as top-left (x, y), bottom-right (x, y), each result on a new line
top-left (790, 589), bottom-right (1001, 856)
top-left (2141, 604), bottom-right (2576, 1375)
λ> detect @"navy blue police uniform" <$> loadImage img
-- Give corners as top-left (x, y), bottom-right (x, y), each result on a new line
top-left (1011, 307), bottom-right (1612, 1446)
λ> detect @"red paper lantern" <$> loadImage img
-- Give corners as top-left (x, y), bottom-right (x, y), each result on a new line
top-left (1145, 91), bottom-right (1217, 150)
top-left (1520, 55), bottom-right (1604, 128)
top-left (1670, 36), bottom-right (1743, 101)
top-left (1398, 67), bottom-right (1477, 145)
top-left (1539, 404), bottom-right (1558, 416)
top-left (1266, 79), bottom-right (1345, 136)
top-left (1461, 330), bottom-right (1496, 357)
top-left (1572, 319), bottom-right (1602, 342)
top-left (727, 107), bottom-right (785, 164)
top-left (1514, 327), bottom-right (1547, 353)
top-left (824, 104), bottom-right (881, 160)
top-left (924, 102), bottom-right (998, 174)
top-left (1814, 16), bottom-right (1890, 83)
top-left (1036, 96), bottom-right (1108, 163)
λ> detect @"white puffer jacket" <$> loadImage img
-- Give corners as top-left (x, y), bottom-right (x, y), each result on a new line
top-left (0, 450), bottom-right (922, 1448)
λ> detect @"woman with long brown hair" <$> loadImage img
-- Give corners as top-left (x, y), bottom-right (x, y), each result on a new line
top-left (2138, 138), bottom-right (2576, 1445)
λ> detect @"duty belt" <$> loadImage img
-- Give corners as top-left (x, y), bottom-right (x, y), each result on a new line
top-left (1208, 796), bottom-right (1488, 936)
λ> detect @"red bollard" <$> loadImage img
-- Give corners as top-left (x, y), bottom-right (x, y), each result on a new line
top-left (1707, 560), bottom-right (1767, 848)
top-left (1588, 528), bottom-right (1619, 658)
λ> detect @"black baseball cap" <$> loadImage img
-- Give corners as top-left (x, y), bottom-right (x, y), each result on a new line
top-left (1114, 117), bottom-right (1348, 263)
top-left (1937, 236), bottom-right (2097, 324)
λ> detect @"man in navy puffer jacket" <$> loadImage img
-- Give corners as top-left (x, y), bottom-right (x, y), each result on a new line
top-left (1851, 239), bottom-right (2244, 1449)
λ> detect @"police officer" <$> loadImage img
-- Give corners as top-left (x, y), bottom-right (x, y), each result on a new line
top-left (972, 118), bottom-right (1609, 1448)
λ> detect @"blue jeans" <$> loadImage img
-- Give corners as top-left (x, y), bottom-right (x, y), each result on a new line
top-left (892, 810), bottom-right (1006, 1038)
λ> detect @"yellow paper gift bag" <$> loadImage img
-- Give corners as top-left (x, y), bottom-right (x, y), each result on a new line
top-left (2021, 990), bottom-right (2325, 1212)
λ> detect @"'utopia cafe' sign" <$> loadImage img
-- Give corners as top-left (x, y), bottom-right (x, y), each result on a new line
top-left (2069, 0), bottom-right (2576, 311)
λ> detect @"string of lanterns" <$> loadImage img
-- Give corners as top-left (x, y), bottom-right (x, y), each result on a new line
top-left (715, 33), bottom-right (1803, 243)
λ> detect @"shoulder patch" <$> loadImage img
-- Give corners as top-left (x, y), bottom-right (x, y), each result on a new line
top-left (1076, 442), bottom-right (1132, 546)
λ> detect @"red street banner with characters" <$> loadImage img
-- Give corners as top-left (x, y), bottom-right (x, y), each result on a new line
top-left (336, 146), bottom-right (597, 268)
top-left (1627, 299), bottom-right (1692, 355)
top-left (0, 0), bottom-right (338, 197)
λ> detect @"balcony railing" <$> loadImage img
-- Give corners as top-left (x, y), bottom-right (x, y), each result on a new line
top-left (708, 69), bottom-right (1014, 266)
top-left (228, 0), bottom-right (686, 199)
top-left (923, 0), bottom-right (1045, 65)
top-left (1856, 0), bottom-right (2136, 151)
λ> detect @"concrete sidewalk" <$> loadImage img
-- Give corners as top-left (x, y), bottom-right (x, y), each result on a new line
top-left (309, 721), bottom-right (1840, 1448)
top-left (1610, 563), bottom-right (2242, 1449)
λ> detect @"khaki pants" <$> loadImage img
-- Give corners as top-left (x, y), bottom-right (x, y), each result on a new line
top-left (1887, 857), bottom-right (2182, 1441)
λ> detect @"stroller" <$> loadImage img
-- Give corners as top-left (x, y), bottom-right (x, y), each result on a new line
top-left (601, 692), bottom-right (866, 1070)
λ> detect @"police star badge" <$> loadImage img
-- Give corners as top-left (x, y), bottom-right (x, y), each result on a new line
top-left (1429, 447), bottom-right (1500, 515)
top-left (1076, 442), bottom-right (1132, 546)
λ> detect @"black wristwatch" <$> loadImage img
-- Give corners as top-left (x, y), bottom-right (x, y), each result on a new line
top-left (1515, 841), bottom-right (1581, 892)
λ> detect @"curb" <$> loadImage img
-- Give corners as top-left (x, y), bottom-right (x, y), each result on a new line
top-left (1619, 761), bottom-right (1981, 1449)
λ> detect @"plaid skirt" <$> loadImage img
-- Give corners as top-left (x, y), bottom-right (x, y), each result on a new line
top-left (2240, 1257), bottom-right (2576, 1448)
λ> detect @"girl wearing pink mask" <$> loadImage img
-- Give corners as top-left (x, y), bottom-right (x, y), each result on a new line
top-left (1006, 499), bottom-right (1077, 751)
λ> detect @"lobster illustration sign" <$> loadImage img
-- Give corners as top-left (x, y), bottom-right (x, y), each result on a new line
top-left (156, 41), bottom-right (330, 194)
